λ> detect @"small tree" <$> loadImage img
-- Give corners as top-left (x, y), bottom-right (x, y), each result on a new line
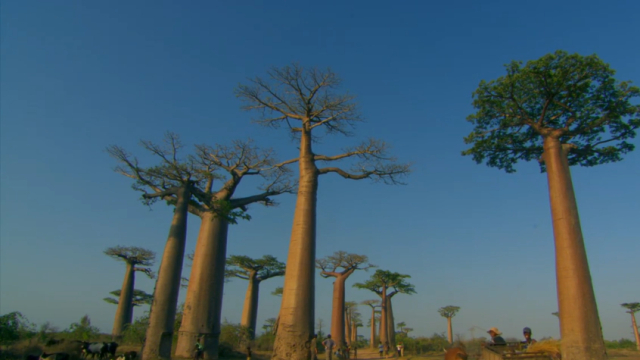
top-left (104, 246), bottom-right (155, 339)
top-left (463, 50), bottom-right (639, 360)
top-left (225, 255), bottom-right (286, 338)
top-left (237, 64), bottom-right (411, 360)
top-left (317, 251), bottom-right (374, 347)
top-left (437, 306), bottom-right (460, 344)
top-left (396, 322), bottom-right (406, 333)
top-left (0, 312), bottom-right (34, 345)
top-left (621, 303), bottom-right (640, 351)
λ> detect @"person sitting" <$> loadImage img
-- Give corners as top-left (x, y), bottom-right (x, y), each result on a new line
top-left (522, 327), bottom-right (537, 349)
top-left (487, 327), bottom-right (506, 345)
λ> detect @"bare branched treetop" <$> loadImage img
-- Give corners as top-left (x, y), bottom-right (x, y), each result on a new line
top-left (353, 269), bottom-right (416, 297)
top-left (236, 64), bottom-right (411, 185)
top-left (438, 306), bottom-right (461, 319)
top-left (104, 289), bottom-right (153, 307)
top-left (225, 255), bottom-right (286, 282)
top-left (621, 303), bottom-right (640, 314)
top-left (104, 246), bottom-right (156, 267)
top-left (316, 251), bottom-right (375, 278)
top-left (107, 132), bottom-right (296, 223)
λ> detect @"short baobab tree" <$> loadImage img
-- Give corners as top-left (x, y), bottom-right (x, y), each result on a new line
top-left (110, 133), bottom-right (294, 360)
top-left (317, 251), bottom-right (374, 347)
top-left (621, 303), bottom-right (640, 351)
top-left (104, 246), bottom-right (155, 339)
top-left (463, 50), bottom-right (639, 360)
top-left (353, 269), bottom-right (415, 349)
top-left (361, 300), bottom-right (380, 349)
top-left (438, 306), bottom-right (460, 344)
top-left (237, 64), bottom-right (411, 360)
top-left (225, 255), bottom-right (286, 338)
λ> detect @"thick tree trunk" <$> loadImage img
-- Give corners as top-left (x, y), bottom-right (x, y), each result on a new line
top-left (174, 213), bottom-right (229, 360)
top-left (369, 307), bottom-right (376, 349)
top-left (631, 312), bottom-right (640, 351)
top-left (543, 137), bottom-right (607, 360)
top-left (447, 317), bottom-right (453, 344)
top-left (386, 297), bottom-right (396, 350)
top-left (112, 262), bottom-right (135, 339)
top-left (240, 275), bottom-right (261, 339)
top-left (142, 186), bottom-right (190, 360)
top-left (272, 130), bottom-right (318, 360)
top-left (330, 277), bottom-right (347, 348)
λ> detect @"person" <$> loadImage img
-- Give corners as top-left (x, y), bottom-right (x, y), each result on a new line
top-left (396, 343), bottom-right (402, 356)
top-left (310, 333), bottom-right (319, 360)
top-left (193, 339), bottom-right (204, 360)
top-left (246, 346), bottom-right (252, 360)
top-left (487, 327), bottom-right (506, 345)
top-left (522, 327), bottom-right (537, 349)
top-left (322, 334), bottom-right (336, 360)
top-left (378, 343), bottom-right (384, 358)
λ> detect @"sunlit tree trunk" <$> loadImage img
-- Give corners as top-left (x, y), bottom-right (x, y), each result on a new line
top-left (543, 137), bottom-right (607, 360)
top-left (386, 297), bottom-right (396, 350)
top-left (112, 262), bottom-right (135, 339)
top-left (240, 273), bottom-right (261, 339)
top-left (369, 307), bottom-right (376, 349)
top-left (351, 322), bottom-right (357, 344)
top-left (630, 312), bottom-right (640, 351)
top-left (331, 278), bottom-right (347, 347)
top-left (447, 317), bottom-right (453, 344)
top-left (272, 130), bottom-right (317, 360)
top-left (142, 185), bottom-right (190, 360)
top-left (345, 307), bottom-right (352, 346)
top-left (379, 288), bottom-right (388, 347)
top-left (174, 213), bottom-right (229, 360)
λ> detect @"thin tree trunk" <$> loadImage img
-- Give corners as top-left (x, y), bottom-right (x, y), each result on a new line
top-left (345, 307), bottom-right (352, 346)
top-left (240, 274), bottom-right (261, 339)
top-left (272, 130), bottom-right (318, 360)
top-left (174, 213), bottom-right (229, 360)
top-left (543, 137), bottom-right (607, 360)
top-left (330, 277), bottom-right (347, 348)
top-left (369, 307), bottom-right (376, 349)
top-left (112, 262), bottom-right (135, 339)
top-left (447, 317), bottom-right (453, 344)
top-left (631, 312), bottom-right (640, 351)
top-left (142, 185), bottom-right (190, 360)
top-left (379, 288), bottom-right (388, 347)
top-left (386, 297), bottom-right (396, 351)
top-left (351, 322), bottom-right (357, 344)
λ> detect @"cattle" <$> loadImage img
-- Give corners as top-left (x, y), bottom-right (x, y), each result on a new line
top-left (80, 342), bottom-right (107, 359)
top-left (40, 352), bottom-right (70, 360)
top-left (115, 351), bottom-right (137, 360)
top-left (444, 346), bottom-right (468, 360)
top-left (105, 342), bottom-right (118, 358)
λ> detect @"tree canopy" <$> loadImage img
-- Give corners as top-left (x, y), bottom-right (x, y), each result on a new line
top-left (438, 306), bottom-right (461, 319)
top-left (353, 269), bottom-right (416, 296)
top-left (316, 251), bottom-right (375, 277)
top-left (225, 255), bottom-right (286, 281)
top-left (463, 50), bottom-right (640, 173)
top-left (104, 289), bottom-right (153, 307)
top-left (621, 303), bottom-right (640, 314)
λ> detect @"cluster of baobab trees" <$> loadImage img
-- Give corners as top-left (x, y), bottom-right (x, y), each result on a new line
top-left (105, 49), bottom-right (639, 360)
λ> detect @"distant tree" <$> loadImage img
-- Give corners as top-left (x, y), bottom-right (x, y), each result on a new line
top-left (361, 300), bottom-right (380, 349)
top-left (0, 312), bottom-right (34, 345)
top-left (104, 289), bottom-right (153, 307)
top-left (225, 255), bottom-right (286, 338)
top-left (344, 301), bottom-right (359, 345)
top-left (262, 318), bottom-right (277, 335)
top-left (316, 318), bottom-right (325, 340)
top-left (621, 303), bottom-right (640, 351)
top-left (104, 246), bottom-right (155, 339)
top-left (437, 306), bottom-right (460, 344)
top-left (353, 269), bottom-right (415, 349)
top-left (317, 251), bottom-right (375, 347)
top-left (396, 322), bottom-right (406, 333)
top-left (463, 50), bottom-right (639, 360)
top-left (237, 64), bottom-right (411, 360)
top-left (67, 315), bottom-right (100, 341)
top-left (402, 327), bottom-right (413, 335)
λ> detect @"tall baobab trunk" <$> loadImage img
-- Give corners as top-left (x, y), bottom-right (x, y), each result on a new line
top-left (331, 278), bottom-right (347, 347)
top-left (240, 273), bottom-right (260, 339)
top-left (386, 297), bottom-right (396, 349)
top-left (112, 262), bottom-right (135, 339)
top-left (351, 322), bottom-right (357, 344)
top-left (630, 312), bottom-right (640, 351)
top-left (378, 289), bottom-right (388, 347)
top-left (272, 130), bottom-right (317, 360)
top-left (543, 137), bottom-right (607, 360)
top-left (175, 214), bottom-right (229, 360)
top-left (345, 308), bottom-right (352, 346)
top-left (447, 317), bottom-right (453, 344)
top-left (142, 186), bottom-right (190, 360)
top-left (369, 307), bottom-right (376, 349)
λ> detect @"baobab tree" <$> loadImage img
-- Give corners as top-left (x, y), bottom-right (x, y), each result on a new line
top-left (225, 255), bottom-right (286, 338)
top-left (104, 289), bottom-right (153, 307)
top-left (237, 64), bottom-right (411, 360)
top-left (108, 134), bottom-right (205, 360)
top-left (344, 301), bottom-right (358, 346)
top-left (620, 303), bottom-right (640, 351)
top-left (463, 50), bottom-right (639, 360)
top-left (361, 300), bottom-right (380, 348)
top-left (353, 270), bottom-right (415, 350)
top-left (438, 306), bottom-right (460, 344)
top-left (317, 251), bottom-right (374, 347)
top-left (109, 134), bottom-right (294, 360)
top-left (396, 322), bottom-right (406, 333)
top-left (104, 246), bottom-right (155, 339)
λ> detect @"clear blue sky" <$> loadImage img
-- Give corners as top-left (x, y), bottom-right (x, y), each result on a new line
top-left (1, 1), bottom-right (638, 342)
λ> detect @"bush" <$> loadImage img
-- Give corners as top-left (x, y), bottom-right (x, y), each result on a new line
top-left (122, 315), bottom-right (149, 345)
top-left (0, 312), bottom-right (36, 346)
top-left (605, 338), bottom-right (636, 350)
